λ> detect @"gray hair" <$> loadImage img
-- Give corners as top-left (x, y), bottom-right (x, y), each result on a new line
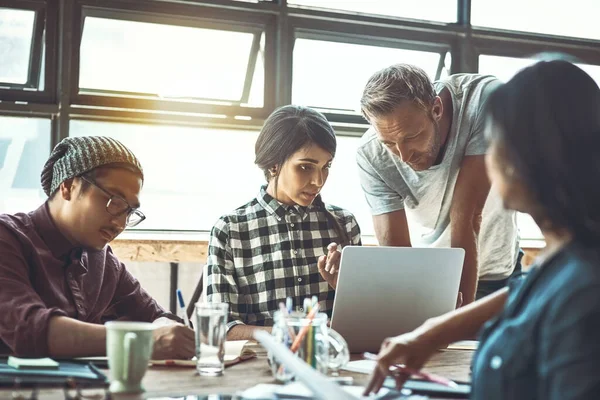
top-left (360, 64), bottom-right (436, 121)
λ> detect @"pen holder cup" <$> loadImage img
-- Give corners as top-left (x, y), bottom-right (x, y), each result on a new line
top-left (269, 311), bottom-right (350, 382)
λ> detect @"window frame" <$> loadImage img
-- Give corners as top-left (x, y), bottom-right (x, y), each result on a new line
top-left (287, 0), bottom-right (458, 23)
top-left (288, 7), bottom-right (459, 127)
top-left (0, 0), bottom-right (57, 103)
top-left (290, 23), bottom-right (453, 125)
top-left (71, 1), bottom-right (277, 121)
top-left (472, 29), bottom-right (600, 71)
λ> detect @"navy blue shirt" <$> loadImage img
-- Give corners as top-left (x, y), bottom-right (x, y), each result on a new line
top-left (472, 241), bottom-right (600, 399)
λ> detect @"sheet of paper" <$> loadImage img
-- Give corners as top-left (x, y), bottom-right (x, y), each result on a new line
top-left (238, 383), bottom-right (279, 399)
top-left (239, 382), bottom-right (390, 400)
top-left (276, 382), bottom-right (389, 399)
top-left (149, 340), bottom-right (251, 367)
top-left (225, 339), bottom-right (249, 361)
top-left (341, 359), bottom-right (376, 374)
top-left (447, 340), bottom-right (479, 350)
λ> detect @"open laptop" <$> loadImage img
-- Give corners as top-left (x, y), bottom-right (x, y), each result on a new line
top-left (330, 246), bottom-right (465, 353)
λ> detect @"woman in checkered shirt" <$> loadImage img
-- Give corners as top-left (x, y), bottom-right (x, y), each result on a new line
top-left (206, 105), bottom-right (362, 340)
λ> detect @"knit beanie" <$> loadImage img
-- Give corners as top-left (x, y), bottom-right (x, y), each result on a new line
top-left (41, 136), bottom-right (143, 197)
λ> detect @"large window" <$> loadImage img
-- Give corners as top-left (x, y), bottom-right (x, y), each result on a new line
top-left (1, 0), bottom-right (599, 246)
top-left (292, 39), bottom-right (450, 113)
top-left (79, 14), bottom-right (265, 107)
top-left (0, 8), bottom-right (36, 85)
top-left (0, 116), bottom-right (50, 214)
top-left (69, 121), bottom-right (377, 237)
top-left (472, 0), bottom-right (600, 40)
top-left (288, 0), bottom-right (457, 23)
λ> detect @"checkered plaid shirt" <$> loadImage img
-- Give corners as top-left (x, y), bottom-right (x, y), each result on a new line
top-left (206, 185), bottom-right (361, 330)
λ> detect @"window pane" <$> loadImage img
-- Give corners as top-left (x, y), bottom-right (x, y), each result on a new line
top-left (478, 55), bottom-right (534, 83)
top-left (478, 55), bottom-right (600, 87)
top-left (320, 135), bottom-right (375, 237)
top-left (473, 0), bottom-right (600, 40)
top-left (39, 36), bottom-right (45, 90)
top-left (80, 17), bottom-right (263, 105)
top-left (577, 64), bottom-right (600, 87)
top-left (0, 8), bottom-right (35, 84)
top-left (70, 121), bottom-right (266, 231)
top-left (246, 33), bottom-right (265, 108)
top-left (68, 122), bottom-right (375, 236)
top-left (293, 39), bottom-right (447, 111)
top-left (517, 213), bottom-right (542, 242)
top-left (288, 0), bottom-right (456, 23)
top-left (0, 117), bottom-right (51, 214)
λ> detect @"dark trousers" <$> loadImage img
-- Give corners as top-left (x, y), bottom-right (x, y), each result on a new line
top-left (476, 250), bottom-right (524, 300)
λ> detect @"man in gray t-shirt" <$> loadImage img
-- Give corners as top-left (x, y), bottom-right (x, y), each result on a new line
top-left (357, 64), bottom-right (520, 304)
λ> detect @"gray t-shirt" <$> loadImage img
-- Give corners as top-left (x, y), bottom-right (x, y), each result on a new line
top-left (356, 74), bottom-right (519, 280)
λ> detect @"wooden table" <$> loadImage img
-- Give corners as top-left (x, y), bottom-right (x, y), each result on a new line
top-left (10, 345), bottom-right (473, 400)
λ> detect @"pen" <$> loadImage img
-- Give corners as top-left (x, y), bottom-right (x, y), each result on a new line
top-left (363, 352), bottom-right (458, 388)
top-left (176, 289), bottom-right (191, 328)
top-left (311, 295), bottom-right (318, 308)
top-left (304, 298), bottom-right (313, 365)
top-left (290, 303), bottom-right (320, 353)
top-left (303, 297), bottom-right (311, 313)
top-left (279, 301), bottom-right (296, 340)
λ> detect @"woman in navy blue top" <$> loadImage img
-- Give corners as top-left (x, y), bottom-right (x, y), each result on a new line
top-left (365, 60), bottom-right (600, 399)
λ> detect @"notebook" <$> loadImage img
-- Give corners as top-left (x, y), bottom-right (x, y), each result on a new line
top-left (149, 340), bottom-right (256, 367)
top-left (0, 358), bottom-right (108, 389)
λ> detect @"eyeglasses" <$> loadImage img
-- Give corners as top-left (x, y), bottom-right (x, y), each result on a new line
top-left (80, 176), bottom-right (146, 228)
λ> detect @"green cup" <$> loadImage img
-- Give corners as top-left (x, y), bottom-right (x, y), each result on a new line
top-left (105, 321), bottom-right (155, 394)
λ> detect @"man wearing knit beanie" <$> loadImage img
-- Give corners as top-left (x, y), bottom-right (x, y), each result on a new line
top-left (0, 136), bottom-right (195, 359)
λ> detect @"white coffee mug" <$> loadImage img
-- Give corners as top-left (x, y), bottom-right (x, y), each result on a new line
top-left (105, 321), bottom-right (155, 394)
